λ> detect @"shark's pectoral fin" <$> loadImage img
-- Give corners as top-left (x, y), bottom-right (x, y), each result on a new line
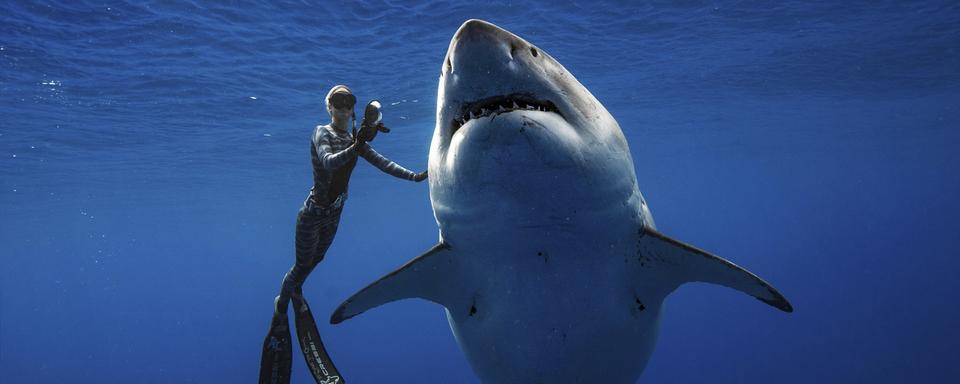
top-left (640, 228), bottom-right (793, 313)
top-left (330, 243), bottom-right (458, 324)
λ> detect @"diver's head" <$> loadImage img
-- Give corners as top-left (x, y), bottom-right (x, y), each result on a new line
top-left (325, 84), bottom-right (356, 127)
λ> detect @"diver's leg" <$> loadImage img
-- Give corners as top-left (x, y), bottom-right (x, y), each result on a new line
top-left (292, 209), bottom-right (345, 384)
top-left (276, 203), bottom-right (325, 313)
top-left (259, 201), bottom-right (320, 384)
top-left (307, 209), bottom-right (342, 271)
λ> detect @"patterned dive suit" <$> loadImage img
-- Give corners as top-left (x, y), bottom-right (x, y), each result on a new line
top-left (276, 123), bottom-right (419, 312)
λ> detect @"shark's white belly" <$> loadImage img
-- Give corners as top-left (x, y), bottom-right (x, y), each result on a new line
top-left (429, 119), bottom-right (661, 382)
top-left (440, 217), bottom-right (663, 384)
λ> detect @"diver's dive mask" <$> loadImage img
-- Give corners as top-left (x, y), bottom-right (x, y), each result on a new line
top-left (329, 92), bottom-right (356, 110)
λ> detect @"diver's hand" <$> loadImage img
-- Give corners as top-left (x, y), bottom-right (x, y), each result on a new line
top-left (413, 170), bottom-right (428, 182)
top-left (351, 126), bottom-right (364, 145)
top-left (348, 128), bottom-right (365, 152)
top-left (357, 123), bottom-right (379, 142)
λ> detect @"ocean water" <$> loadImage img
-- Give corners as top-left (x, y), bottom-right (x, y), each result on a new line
top-left (2, 1), bottom-right (959, 383)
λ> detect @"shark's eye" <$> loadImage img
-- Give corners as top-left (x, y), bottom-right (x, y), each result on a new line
top-left (530, 48), bottom-right (538, 57)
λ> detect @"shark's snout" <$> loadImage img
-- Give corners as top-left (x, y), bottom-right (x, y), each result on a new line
top-left (446, 19), bottom-right (520, 74)
top-left (453, 19), bottom-right (499, 41)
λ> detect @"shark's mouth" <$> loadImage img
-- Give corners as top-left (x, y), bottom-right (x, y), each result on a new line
top-left (451, 93), bottom-right (562, 135)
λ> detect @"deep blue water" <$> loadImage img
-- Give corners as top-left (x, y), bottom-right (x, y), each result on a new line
top-left (2, 1), bottom-right (959, 383)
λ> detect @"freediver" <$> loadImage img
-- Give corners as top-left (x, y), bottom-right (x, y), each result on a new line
top-left (259, 84), bottom-right (427, 384)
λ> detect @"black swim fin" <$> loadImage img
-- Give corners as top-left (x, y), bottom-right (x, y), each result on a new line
top-left (259, 311), bottom-right (293, 384)
top-left (292, 293), bottom-right (345, 384)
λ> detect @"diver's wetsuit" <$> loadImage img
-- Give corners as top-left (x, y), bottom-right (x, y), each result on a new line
top-left (260, 123), bottom-right (419, 384)
top-left (277, 123), bottom-right (419, 312)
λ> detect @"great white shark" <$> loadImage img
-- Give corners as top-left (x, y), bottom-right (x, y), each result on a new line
top-left (331, 19), bottom-right (792, 383)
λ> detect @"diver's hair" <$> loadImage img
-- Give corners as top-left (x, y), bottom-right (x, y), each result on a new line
top-left (325, 84), bottom-right (353, 111)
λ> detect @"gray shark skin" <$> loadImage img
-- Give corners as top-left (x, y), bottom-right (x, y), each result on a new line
top-left (332, 19), bottom-right (791, 383)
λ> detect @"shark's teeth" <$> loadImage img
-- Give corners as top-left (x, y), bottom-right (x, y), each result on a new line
top-left (452, 94), bottom-right (564, 134)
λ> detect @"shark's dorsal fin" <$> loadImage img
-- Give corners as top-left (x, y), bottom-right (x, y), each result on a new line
top-left (640, 228), bottom-right (793, 312)
top-left (331, 243), bottom-right (458, 324)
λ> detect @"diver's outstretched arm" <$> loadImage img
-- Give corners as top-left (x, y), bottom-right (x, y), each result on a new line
top-left (360, 144), bottom-right (427, 182)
